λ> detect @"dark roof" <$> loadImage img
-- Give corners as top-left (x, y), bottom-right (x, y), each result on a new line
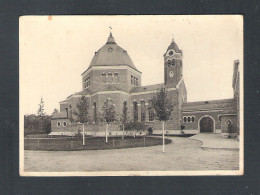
top-left (52, 111), bottom-right (68, 119)
top-left (130, 83), bottom-right (164, 93)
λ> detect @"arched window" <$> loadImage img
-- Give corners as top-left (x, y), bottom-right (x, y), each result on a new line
top-left (57, 121), bottom-right (61, 127)
top-left (171, 59), bottom-right (175, 66)
top-left (101, 73), bottom-right (106, 83)
top-left (63, 121), bottom-right (67, 127)
top-left (188, 117), bottom-right (191, 123)
top-left (192, 116), bottom-right (195, 122)
top-left (148, 100), bottom-right (154, 121)
top-left (184, 117), bottom-right (187, 123)
top-left (167, 60), bottom-right (171, 67)
top-left (114, 73), bottom-right (119, 83)
top-left (136, 78), bottom-right (138, 86)
top-left (131, 75), bottom-right (134, 84)
top-left (141, 101), bottom-right (146, 121)
top-left (93, 102), bottom-right (97, 123)
top-left (133, 102), bottom-right (138, 122)
top-left (108, 72), bottom-right (113, 83)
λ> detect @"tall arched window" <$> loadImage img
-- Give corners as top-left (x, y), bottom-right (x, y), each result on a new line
top-left (131, 75), bottom-right (134, 84)
top-left (148, 100), bottom-right (154, 121)
top-left (133, 101), bottom-right (138, 122)
top-left (93, 102), bottom-right (97, 123)
top-left (141, 101), bottom-right (146, 121)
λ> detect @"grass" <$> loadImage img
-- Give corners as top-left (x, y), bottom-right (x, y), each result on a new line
top-left (24, 136), bottom-right (172, 151)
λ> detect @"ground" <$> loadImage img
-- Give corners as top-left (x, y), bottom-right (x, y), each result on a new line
top-left (24, 135), bottom-right (239, 172)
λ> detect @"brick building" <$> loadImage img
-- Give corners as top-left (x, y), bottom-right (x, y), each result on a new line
top-left (51, 33), bottom-right (240, 136)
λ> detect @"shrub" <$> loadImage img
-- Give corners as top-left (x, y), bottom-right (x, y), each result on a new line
top-left (124, 121), bottom-right (147, 131)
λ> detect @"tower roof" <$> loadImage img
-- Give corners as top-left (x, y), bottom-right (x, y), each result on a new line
top-left (87, 32), bottom-right (139, 72)
top-left (167, 38), bottom-right (181, 53)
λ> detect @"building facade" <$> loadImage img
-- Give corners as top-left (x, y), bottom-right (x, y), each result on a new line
top-left (51, 32), bottom-right (240, 136)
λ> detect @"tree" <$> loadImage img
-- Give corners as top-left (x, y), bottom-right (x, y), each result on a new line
top-left (120, 101), bottom-right (128, 139)
top-left (74, 96), bottom-right (90, 145)
top-left (151, 88), bottom-right (174, 152)
top-left (52, 108), bottom-right (58, 116)
top-left (37, 97), bottom-right (46, 131)
top-left (101, 99), bottom-right (117, 142)
top-left (37, 97), bottom-right (45, 116)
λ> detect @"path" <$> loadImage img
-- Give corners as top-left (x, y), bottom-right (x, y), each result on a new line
top-left (24, 136), bottom-right (239, 172)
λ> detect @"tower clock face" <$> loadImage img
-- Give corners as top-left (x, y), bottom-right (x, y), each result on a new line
top-left (169, 71), bottom-right (174, 78)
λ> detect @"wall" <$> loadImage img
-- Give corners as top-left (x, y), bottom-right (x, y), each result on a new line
top-left (221, 115), bottom-right (237, 134)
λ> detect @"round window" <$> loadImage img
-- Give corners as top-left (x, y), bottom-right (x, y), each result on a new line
top-left (169, 51), bottom-right (174, 56)
top-left (108, 47), bottom-right (113, 52)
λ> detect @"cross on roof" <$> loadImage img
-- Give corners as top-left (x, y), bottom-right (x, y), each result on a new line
top-left (109, 25), bottom-right (112, 33)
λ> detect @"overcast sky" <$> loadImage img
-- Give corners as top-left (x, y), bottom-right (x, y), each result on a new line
top-left (20, 15), bottom-right (243, 115)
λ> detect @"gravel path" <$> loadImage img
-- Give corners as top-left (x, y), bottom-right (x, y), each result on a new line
top-left (24, 136), bottom-right (239, 172)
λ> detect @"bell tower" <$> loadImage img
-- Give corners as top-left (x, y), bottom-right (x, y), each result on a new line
top-left (164, 37), bottom-right (183, 88)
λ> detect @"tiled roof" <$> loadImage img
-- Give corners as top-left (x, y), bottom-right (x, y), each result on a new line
top-left (52, 111), bottom-right (68, 119)
top-left (130, 83), bottom-right (164, 93)
top-left (87, 33), bottom-right (139, 72)
top-left (167, 39), bottom-right (181, 53)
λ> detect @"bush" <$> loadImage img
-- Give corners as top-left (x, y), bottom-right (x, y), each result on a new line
top-left (124, 121), bottom-right (147, 131)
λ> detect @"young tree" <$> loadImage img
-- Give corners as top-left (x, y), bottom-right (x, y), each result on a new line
top-left (37, 97), bottom-right (46, 131)
top-left (120, 101), bottom-right (128, 140)
top-left (101, 99), bottom-right (117, 142)
top-left (151, 88), bottom-right (174, 153)
top-left (74, 96), bottom-right (89, 145)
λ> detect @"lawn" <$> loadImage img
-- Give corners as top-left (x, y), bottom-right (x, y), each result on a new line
top-left (24, 136), bottom-right (172, 151)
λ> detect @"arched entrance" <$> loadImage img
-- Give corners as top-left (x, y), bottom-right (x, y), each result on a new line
top-left (199, 116), bottom-right (215, 133)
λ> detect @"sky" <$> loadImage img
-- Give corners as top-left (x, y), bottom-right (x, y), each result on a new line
top-left (20, 15), bottom-right (243, 115)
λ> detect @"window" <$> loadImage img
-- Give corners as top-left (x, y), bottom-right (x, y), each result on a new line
top-left (123, 101), bottom-right (127, 123)
top-left (57, 121), bottom-right (61, 127)
top-left (131, 75), bottom-right (134, 84)
top-left (169, 51), bottom-right (174, 56)
top-left (136, 78), bottom-right (138, 86)
top-left (167, 60), bottom-right (171, 67)
top-left (84, 77), bottom-right (90, 88)
top-left (183, 116), bottom-right (195, 123)
top-left (101, 73), bottom-right (106, 83)
top-left (148, 100), bottom-right (154, 121)
top-left (133, 102), bottom-right (138, 122)
top-left (114, 73), bottom-right (119, 83)
top-left (141, 101), bottom-right (146, 122)
top-left (93, 102), bottom-right (97, 123)
top-left (171, 59), bottom-right (175, 66)
top-left (108, 72), bottom-right (113, 83)
top-left (63, 121), bottom-right (67, 127)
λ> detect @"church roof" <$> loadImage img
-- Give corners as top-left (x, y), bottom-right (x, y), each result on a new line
top-left (87, 33), bottom-right (140, 72)
top-left (130, 83), bottom-right (164, 93)
top-left (52, 111), bottom-right (68, 119)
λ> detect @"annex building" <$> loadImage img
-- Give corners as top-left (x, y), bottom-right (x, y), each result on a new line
top-left (51, 32), bottom-right (240, 136)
